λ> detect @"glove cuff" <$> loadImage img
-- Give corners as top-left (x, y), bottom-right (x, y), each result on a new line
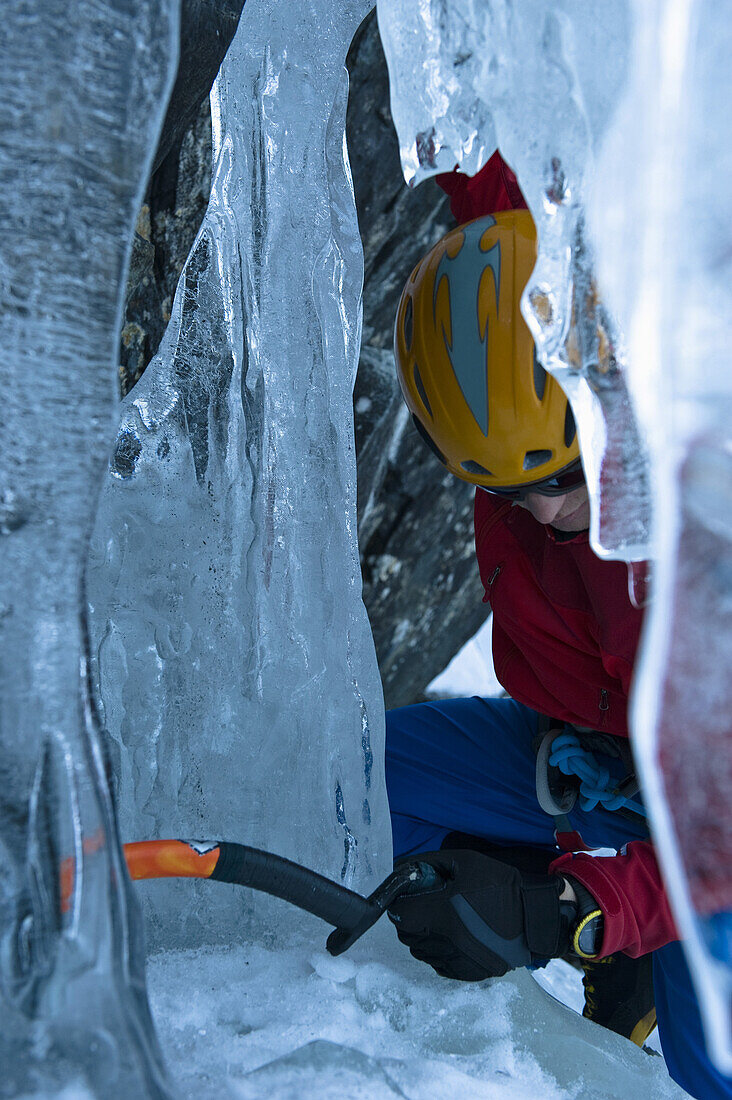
top-left (522, 875), bottom-right (604, 960)
top-left (566, 877), bottom-right (604, 958)
top-left (521, 875), bottom-right (573, 958)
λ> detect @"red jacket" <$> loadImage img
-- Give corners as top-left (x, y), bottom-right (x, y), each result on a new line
top-left (437, 156), bottom-right (678, 956)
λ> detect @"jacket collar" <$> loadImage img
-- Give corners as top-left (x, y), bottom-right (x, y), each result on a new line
top-left (543, 520), bottom-right (589, 546)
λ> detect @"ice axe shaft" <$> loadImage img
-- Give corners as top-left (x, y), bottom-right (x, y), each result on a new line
top-left (61, 838), bottom-right (439, 955)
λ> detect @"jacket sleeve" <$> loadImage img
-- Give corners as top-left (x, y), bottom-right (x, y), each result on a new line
top-left (550, 840), bottom-right (679, 957)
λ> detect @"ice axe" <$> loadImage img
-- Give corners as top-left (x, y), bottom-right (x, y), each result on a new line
top-left (60, 838), bottom-right (439, 955)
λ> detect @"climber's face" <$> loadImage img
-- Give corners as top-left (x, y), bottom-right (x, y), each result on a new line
top-left (479, 455), bottom-right (590, 532)
top-left (515, 482), bottom-right (591, 532)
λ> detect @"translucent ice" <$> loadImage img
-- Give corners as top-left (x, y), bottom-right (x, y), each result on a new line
top-left (592, 0), bottom-right (732, 1072)
top-left (145, 917), bottom-right (689, 1098)
top-left (376, 0), bottom-right (653, 562)
top-left (0, 0), bottom-right (178, 1095)
top-left (88, 0), bottom-right (390, 948)
top-left (238, 1039), bottom-right (408, 1099)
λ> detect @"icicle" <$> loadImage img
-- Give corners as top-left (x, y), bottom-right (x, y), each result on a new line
top-left (377, 0), bottom-right (652, 562)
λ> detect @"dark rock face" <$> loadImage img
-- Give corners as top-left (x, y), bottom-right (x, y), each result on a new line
top-left (153, 1), bottom-right (245, 177)
top-left (347, 15), bottom-right (488, 707)
top-left (121, 0), bottom-right (242, 394)
top-left (119, 8), bottom-right (490, 710)
top-left (121, 99), bottom-right (213, 395)
top-left (356, 349), bottom-right (488, 708)
top-left (346, 16), bottom-right (454, 353)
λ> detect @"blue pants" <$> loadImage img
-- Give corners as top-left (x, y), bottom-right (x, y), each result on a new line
top-left (386, 696), bottom-right (732, 1100)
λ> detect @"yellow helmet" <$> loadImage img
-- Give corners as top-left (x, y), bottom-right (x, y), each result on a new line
top-left (393, 211), bottom-right (579, 489)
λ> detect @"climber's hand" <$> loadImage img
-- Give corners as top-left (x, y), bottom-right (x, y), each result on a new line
top-left (387, 849), bottom-right (577, 981)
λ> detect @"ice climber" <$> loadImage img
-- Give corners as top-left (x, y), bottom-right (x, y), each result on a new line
top-left (386, 152), bottom-right (731, 1100)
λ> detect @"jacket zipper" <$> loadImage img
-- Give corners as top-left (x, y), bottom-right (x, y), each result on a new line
top-left (598, 688), bottom-right (609, 726)
top-left (483, 563), bottom-right (503, 607)
top-left (487, 565), bottom-right (501, 589)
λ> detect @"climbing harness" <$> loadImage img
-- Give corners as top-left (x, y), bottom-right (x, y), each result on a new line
top-left (548, 730), bottom-right (646, 817)
top-left (534, 720), bottom-right (647, 852)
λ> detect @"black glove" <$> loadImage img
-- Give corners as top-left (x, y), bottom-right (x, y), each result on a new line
top-left (387, 849), bottom-right (593, 981)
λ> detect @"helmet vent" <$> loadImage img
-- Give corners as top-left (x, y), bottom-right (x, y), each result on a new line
top-left (564, 402), bottom-right (577, 447)
top-left (461, 460), bottom-right (493, 476)
top-left (413, 364), bottom-right (433, 418)
top-left (404, 296), bottom-right (413, 349)
top-left (412, 413), bottom-right (447, 466)
top-left (523, 449), bottom-right (552, 471)
top-left (532, 347), bottom-right (547, 401)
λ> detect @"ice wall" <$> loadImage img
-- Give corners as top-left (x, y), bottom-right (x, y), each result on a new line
top-left (88, 0), bottom-right (390, 948)
top-left (0, 1), bottom-right (178, 1096)
top-left (377, 0), bottom-right (652, 566)
top-left (592, 0), bottom-right (732, 1072)
top-left (377, 0), bottom-right (732, 1071)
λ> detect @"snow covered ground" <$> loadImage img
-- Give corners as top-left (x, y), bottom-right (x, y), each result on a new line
top-left (145, 909), bottom-right (687, 1099)
top-left (139, 615), bottom-right (685, 1100)
top-left (427, 615), bottom-right (503, 699)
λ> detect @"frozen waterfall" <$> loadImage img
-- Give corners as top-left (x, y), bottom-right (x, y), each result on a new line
top-left (594, 0), bottom-right (732, 1072)
top-left (2, 0), bottom-right (730, 1094)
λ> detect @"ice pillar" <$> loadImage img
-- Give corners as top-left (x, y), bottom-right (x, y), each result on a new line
top-left (0, 1), bottom-right (178, 1096)
top-left (592, 0), bottom-right (732, 1072)
top-left (88, 0), bottom-right (390, 947)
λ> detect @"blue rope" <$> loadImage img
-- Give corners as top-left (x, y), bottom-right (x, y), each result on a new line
top-left (548, 732), bottom-right (646, 817)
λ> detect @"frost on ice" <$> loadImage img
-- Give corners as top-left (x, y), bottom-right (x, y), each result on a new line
top-left (378, 0), bottom-right (732, 1072)
top-left (146, 919), bottom-right (689, 1100)
top-left (0, 0), bottom-right (178, 1095)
